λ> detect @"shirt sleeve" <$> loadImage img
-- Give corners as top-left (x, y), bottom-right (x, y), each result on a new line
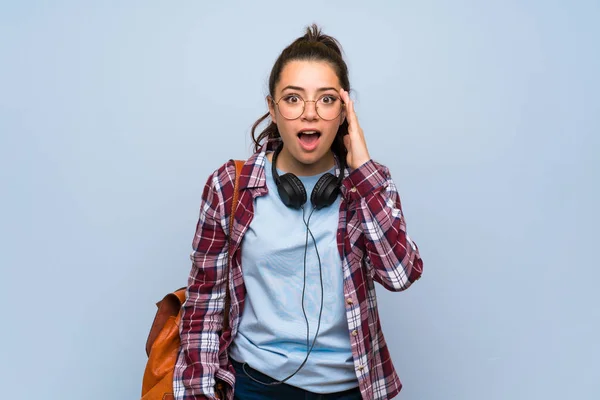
top-left (173, 167), bottom-right (230, 400)
top-left (342, 159), bottom-right (423, 291)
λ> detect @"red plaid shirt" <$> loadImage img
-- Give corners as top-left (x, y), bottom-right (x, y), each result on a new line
top-left (174, 140), bottom-right (423, 400)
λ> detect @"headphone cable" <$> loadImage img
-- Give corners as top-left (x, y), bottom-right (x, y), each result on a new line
top-left (241, 205), bottom-right (325, 386)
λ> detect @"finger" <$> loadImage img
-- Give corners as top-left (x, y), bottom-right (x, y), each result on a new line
top-left (339, 88), bottom-right (349, 103)
top-left (340, 90), bottom-right (361, 137)
top-left (341, 90), bottom-right (357, 119)
top-left (339, 90), bottom-right (353, 123)
top-left (340, 88), bottom-right (352, 111)
top-left (347, 98), bottom-right (359, 129)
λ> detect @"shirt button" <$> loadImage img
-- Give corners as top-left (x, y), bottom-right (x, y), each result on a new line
top-left (346, 298), bottom-right (353, 305)
top-left (352, 330), bottom-right (358, 336)
top-left (357, 365), bottom-right (365, 371)
top-left (350, 187), bottom-right (357, 193)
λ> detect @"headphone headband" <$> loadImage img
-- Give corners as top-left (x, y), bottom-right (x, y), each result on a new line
top-left (271, 143), bottom-right (345, 210)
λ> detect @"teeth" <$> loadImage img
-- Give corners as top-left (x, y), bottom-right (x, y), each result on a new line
top-left (300, 131), bottom-right (318, 135)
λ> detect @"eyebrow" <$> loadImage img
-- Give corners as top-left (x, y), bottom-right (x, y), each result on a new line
top-left (280, 85), bottom-right (339, 93)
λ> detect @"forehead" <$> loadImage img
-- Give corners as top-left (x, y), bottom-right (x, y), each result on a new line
top-left (276, 60), bottom-right (341, 93)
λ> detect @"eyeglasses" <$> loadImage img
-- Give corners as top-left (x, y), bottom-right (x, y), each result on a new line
top-left (273, 94), bottom-right (345, 121)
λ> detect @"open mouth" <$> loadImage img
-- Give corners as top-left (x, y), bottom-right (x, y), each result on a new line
top-left (297, 130), bottom-right (321, 149)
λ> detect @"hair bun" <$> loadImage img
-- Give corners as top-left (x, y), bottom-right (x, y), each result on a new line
top-left (303, 23), bottom-right (343, 57)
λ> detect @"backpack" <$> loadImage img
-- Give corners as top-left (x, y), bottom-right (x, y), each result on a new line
top-left (140, 159), bottom-right (244, 400)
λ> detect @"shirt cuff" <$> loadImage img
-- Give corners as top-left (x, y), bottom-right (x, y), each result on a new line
top-left (342, 159), bottom-right (389, 201)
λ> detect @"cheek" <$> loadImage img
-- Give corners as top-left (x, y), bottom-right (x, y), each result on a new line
top-left (274, 119), bottom-right (296, 139)
top-left (323, 121), bottom-right (341, 138)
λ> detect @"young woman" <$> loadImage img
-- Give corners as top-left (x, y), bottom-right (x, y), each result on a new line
top-left (174, 24), bottom-right (423, 400)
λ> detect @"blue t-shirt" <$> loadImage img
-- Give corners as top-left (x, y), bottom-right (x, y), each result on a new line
top-left (229, 156), bottom-right (357, 393)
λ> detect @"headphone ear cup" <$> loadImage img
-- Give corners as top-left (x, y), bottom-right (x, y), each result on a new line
top-left (311, 173), bottom-right (339, 210)
top-left (277, 173), bottom-right (307, 209)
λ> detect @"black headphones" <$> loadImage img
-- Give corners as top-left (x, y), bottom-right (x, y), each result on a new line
top-left (271, 142), bottom-right (345, 210)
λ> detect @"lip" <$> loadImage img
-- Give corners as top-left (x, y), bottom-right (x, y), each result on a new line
top-left (298, 128), bottom-right (321, 134)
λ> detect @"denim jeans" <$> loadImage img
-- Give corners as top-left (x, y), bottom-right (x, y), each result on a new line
top-left (231, 359), bottom-right (362, 400)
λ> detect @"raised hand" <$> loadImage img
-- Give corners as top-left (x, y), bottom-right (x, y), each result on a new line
top-left (340, 88), bottom-right (370, 170)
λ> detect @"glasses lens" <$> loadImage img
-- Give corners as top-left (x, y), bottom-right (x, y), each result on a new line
top-left (278, 96), bottom-right (304, 119)
top-left (316, 96), bottom-right (343, 120)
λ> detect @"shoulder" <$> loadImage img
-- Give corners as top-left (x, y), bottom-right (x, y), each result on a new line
top-left (204, 160), bottom-right (238, 196)
top-left (204, 151), bottom-right (260, 193)
top-left (202, 141), bottom-right (270, 196)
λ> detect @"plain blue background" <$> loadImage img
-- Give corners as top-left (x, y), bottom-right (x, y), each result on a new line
top-left (1, 1), bottom-right (598, 399)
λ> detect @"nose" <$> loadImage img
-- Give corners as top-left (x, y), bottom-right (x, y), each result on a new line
top-left (301, 100), bottom-right (319, 121)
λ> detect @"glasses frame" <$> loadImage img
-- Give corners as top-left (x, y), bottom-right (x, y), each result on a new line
top-left (273, 94), bottom-right (346, 121)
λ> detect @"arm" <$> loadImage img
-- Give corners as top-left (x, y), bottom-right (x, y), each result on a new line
top-left (173, 167), bottom-right (230, 400)
top-left (343, 159), bottom-right (423, 291)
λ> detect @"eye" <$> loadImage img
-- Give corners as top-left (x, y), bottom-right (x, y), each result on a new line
top-left (319, 95), bottom-right (338, 105)
top-left (283, 94), bottom-right (301, 104)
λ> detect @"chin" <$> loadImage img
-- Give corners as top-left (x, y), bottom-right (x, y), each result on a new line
top-left (297, 150), bottom-right (332, 167)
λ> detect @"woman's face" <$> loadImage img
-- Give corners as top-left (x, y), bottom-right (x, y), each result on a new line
top-left (268, 60), bottom-right (345, 175)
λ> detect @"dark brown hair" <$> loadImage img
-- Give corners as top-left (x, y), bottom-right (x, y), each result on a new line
top-left (250, 24), bottom-right (350, 162)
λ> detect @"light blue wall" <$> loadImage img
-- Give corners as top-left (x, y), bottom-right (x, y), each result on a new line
top-left (1, 1), bottom-right (598, 399)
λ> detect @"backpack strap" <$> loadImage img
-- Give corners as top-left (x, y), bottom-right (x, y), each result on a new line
top-left (223, 159), bottom-right (244, 333)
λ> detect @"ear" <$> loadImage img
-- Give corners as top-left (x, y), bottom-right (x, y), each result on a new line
top-left (267, 96), bottom-right (277, 124)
